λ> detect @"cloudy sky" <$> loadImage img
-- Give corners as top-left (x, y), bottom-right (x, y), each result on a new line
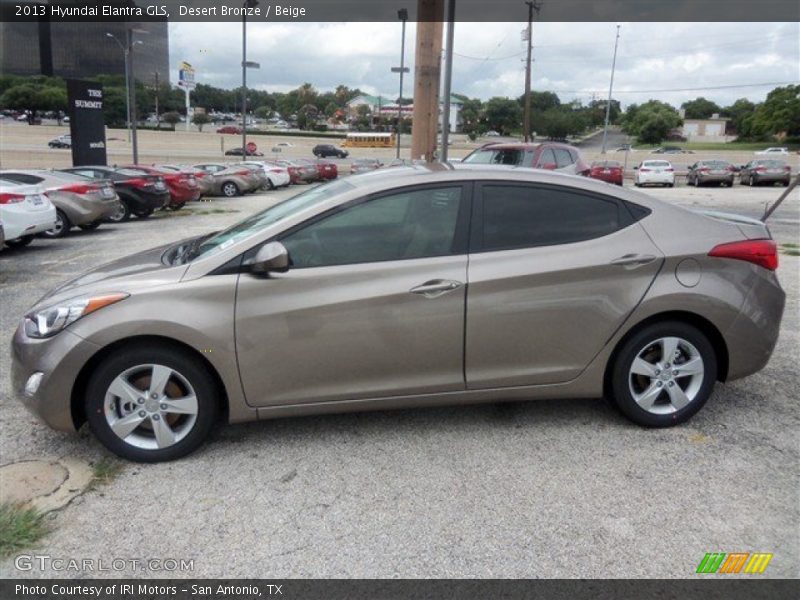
top-left (169, 21), bottom-right (799, 108)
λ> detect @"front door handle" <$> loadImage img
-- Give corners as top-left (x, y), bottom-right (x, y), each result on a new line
top-left (610, 254), bottom-right (657, 267)
top-left (410, 279), bottom-right (463, 298)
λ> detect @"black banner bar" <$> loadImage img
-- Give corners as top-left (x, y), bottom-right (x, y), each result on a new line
top-left (2, 0), bottom-right (799, 22)
top-left (66, 79), bottom-right (107, 167)
top-left (1, 579), bottom-right (798, 600)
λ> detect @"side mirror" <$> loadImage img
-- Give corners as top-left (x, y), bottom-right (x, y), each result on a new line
top-left (251, 241), bottom-right (290, 274)
top-left (633, 166), bottom-right (639, 170)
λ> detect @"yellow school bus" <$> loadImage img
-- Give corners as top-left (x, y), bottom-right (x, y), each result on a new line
top-left (342, 132), bottom-right (396, 148)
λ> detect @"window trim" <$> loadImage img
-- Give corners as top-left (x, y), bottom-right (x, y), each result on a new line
top-left (470, 181), bottom-right (639, 254)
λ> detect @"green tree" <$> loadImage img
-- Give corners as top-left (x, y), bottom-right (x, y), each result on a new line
top-left (637, 114), bottom-right (673, 144)
top-left (192, 112), bottom-right (212, 132)
top-left (722, 98), bottom-right (756, 136)
top-left (681, 97), bottom-right (722, 119)
top-left (621, 99), bottom-right (682, 143)
top-left (750, 85), bottom-right (800, 138)
top-left (484, 97), bottom-right (522, 135)
top-left (162, 111), bottom-right (182, 127)
top-left (537, 108), bottom-right (587, 140)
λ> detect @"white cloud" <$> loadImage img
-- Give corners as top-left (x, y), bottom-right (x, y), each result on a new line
top-left (168, 21), bottom-right (799, 108)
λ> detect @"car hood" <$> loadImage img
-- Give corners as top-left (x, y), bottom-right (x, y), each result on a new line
top-left (32, 241), bottom-right (190, 310)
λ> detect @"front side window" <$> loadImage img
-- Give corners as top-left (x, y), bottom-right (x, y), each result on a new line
top-left (480, 184), bottom-right (624, 251)
top-left (463, 148), bottom-right (523, 165)
top-left (554, 148), bottom-right (574, 168)
top-left (281, 186), bottom-right (463, 268)
top-left (537, 148), bottom-right (557, 168)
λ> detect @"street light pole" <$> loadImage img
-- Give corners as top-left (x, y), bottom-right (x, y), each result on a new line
top-left (394, 9), bottom-right (408, 159)
top-left (601, 24), bottom-right (621, 154)
top-left (127, 27), bottom-right (139, 164)
top-left (522, 2), bottom-right (540, 143)
top-left (106, 33), bottom-right (131, 142)
top-left (440, 0), bottom-right (455, 162)
top-left (241, 0), bottom-right (260, 156)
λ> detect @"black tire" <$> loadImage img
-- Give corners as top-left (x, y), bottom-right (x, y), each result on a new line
top-left (78, 221), bottom-right (101, 231)
top-left (168, 203), bottom-right (185, 211)
top-left (5, 234), bottom-right (33, 248)
top-left (108, 199), bottom-right (131, 223)
top-left (42, 209), bottom-right (70, 238)
top-left (609, 321), bottom-right (717, 428)
top-left (266, 178), bottom-right (275, 190)
top-left (783, 180), bottom-right (790, 187)
top-left (135, 208), bottom-right (154, 219)
top-left (667, 183), bottom-right (674, 188)
top-left (85, 344), bottom-right (220, 462)
top-left (221, 181), bottom-right (240, 198)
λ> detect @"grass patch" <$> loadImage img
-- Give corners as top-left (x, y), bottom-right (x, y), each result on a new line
top-left (780, 247), bottom-right (800, 256)
top-left (0, 503), bottom-right (50, 558)
top-left (781, 242), bottom-right (799, 248)
top-left (633, 142), bottom-right (800, 152)
top-left (88, 457), bottom-right (124, 490)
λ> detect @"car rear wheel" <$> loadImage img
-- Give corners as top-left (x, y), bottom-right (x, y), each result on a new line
top-left (5, 234), bottom-right (33, 248)
top-left (135, 208), bottom-right (154, 219)
top-left (610, 321), bottom-right (717, 427)
top-left (221, 181), bottom-right (240, 198)
top-left (78, 221), bottom-right (101, 231)
top-left (168, 203), bottom-right (185, 211)
top-left (42, 209), bottom-right (70, 238)
top-left (86, 345), bottom-right (220, 462)
top-left (107, 199), bottom-right (131, 222)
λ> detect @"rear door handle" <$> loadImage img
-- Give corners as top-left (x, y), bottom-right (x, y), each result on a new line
top-left (610, 254), bottom-right (657, 267)
top-left (410, 279), bottom-right (463, 298)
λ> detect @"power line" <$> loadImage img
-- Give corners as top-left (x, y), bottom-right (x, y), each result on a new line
top-left (546, 81), bottom-right (798, 94)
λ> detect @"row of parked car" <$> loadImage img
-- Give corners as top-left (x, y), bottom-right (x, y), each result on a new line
top-left (587, 158), bottom-right (794, 188)
top-left (0, 158), bottom-right (332, 250)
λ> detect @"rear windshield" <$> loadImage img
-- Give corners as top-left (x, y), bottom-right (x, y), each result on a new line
top-left (700, 161), bottom-right (731, 168)
top-left (755, 160), bottom-right (786, 168)
top-left (592, 161), bottom-right (621, 167)
top-left (643, 161), bottom-right (670, 167)
top-left (116, 168), bottom-right (150, 176)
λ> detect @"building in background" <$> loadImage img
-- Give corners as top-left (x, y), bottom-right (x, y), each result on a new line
top-left (681, 114), bottom-right (733, 143)
top-left (0, 18), bottom-right (169, 86)
top-left (347, 94), bottom-right (464, 133)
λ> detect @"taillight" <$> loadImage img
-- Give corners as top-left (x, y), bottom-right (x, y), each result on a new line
top-left (236, 170), bottom-right (250, 176)
top-left (665, 168), bottom-right (674, 172)
top-left (755, 167), bottom-right (766, 172)
top-left (784, 166), bottom-right (791, 171)
top-left (126, 178), bottom-right (148, 188)
top-left (270, 168), bottom-right (283, 173)
top-left (0, 192), bottom-right (25, 204)
top-left (709, 239), bottom-right (778, 271)
top-left (61, 183), bottom-right (100, 194)
top-left (699, 168), bottom-right (710, 173)
top-left (639, 168), bottom-right (651, 172)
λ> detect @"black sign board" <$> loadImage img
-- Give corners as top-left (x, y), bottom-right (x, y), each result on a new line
top-left (66, 79), bottom-right (107, 166)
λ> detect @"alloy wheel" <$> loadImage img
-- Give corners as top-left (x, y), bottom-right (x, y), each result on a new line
top-left (628, 336), bottom-right (705, 415)
top-left (103, 364), bottom-right (199, 450)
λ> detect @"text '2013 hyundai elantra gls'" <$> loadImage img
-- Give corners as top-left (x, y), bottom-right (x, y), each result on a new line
top-left (11, 165), bottom-right (785, 462)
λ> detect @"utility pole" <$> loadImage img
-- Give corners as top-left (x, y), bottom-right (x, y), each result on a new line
top-left (440, 0), bottom-right (455, 162)
top-left (241, 0), bottom-right (261, 155)
top-left (128, 27), bottom-right (139, 164)
top-left (411, 0), bottom-right (445, 162)
top-left (601, 24), bottom-right (621, 154)
top-left (522, 1), bottom-right (541, 143)
top-left (393, 9), bottom-right (409, 159)
top-left (154, 71), bottom-right (160, 129)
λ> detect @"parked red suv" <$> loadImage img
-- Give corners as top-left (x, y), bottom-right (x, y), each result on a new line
top-left (461, 142), bottom-right (590, 176)
top-left (588, 160), bottom-right (624, 186)
top-left (123, 165), bottom-right (200, 209)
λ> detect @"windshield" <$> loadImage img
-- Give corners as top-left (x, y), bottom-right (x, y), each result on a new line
top-left (188, 179), bottom-right (355, 261)
top-left (462, 148), bottom-right (530, 166)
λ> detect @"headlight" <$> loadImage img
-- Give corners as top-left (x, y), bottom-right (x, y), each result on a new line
top-left (24, 293), bottom-right (129, 339)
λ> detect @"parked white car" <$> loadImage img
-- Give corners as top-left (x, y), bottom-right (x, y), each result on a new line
top-left (634, 160), bottom-right (675, 187)
top-left (755, 147), bottom-right (789, 156)
top-left (239, 161), bottom-right (291, 188)
top-left (0, 179), bottom-right (57, 248)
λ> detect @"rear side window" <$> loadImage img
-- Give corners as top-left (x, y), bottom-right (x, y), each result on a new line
top-left (537, 148), bottom-right (557, 167)
top-left (479, 184), bottom-right (625, 251)
top-left (463, 148), bottom-right (523, 165)
top-left (554, 148), bottom-right (574, 168)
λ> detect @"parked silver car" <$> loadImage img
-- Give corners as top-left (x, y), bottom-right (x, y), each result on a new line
top-left (11, 166), bottom-right (785, 462)
top-left (192, 163), bottom-right (261, 197)
top-left (0, 170), bottom-right (120, 237)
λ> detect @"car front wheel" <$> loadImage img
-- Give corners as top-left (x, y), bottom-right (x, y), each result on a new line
top-left (86, 345), bottom-right (220, 462)
top-left (221, 182), bottom-right (240, 197)
top-left (610, 321), bottom-right (717, 427)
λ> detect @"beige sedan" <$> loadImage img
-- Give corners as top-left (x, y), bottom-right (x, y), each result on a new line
top-left (11, 166), bottom-right (785, 461)
top-left (192, 163), bottom-right (261, 197)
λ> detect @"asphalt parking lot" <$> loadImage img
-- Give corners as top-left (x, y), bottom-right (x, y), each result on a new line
top-left (0, 181), bottom-right (798, 578)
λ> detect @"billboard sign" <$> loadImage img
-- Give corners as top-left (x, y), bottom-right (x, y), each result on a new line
top-left (66, 79), bottom-right (107, 166)
top-left (178, 61), bottom-right (197, 89)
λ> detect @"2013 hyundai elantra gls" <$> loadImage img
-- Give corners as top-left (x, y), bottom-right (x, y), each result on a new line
top-left (11, 165), bottom-right (785, 462)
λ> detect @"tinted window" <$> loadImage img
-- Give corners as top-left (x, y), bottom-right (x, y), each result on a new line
top-left (554, 148), bottom-right (574, 168)
top-left (282, 186), bottom-right (463, 268)
top-left (481, 185), bottom-right (623, 251)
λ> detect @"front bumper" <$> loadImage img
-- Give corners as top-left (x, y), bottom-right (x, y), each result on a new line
top-left (11, 323), bottom-right (100, 432)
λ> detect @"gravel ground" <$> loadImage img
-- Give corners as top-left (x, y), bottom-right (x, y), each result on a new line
top-left (0, 181), bottom-right (797, 579)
